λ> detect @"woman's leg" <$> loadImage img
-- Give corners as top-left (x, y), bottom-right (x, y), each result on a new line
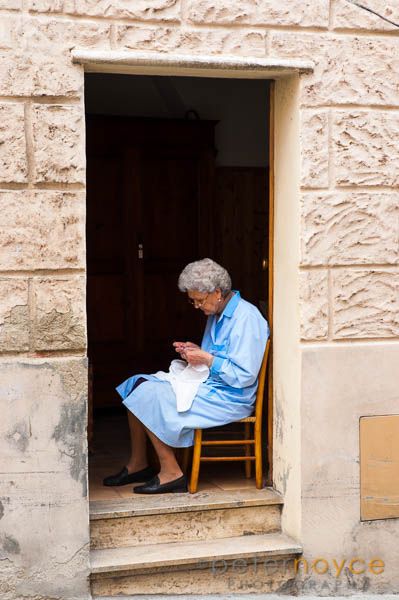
top-left (125, 409), bottom-right (149, 473)
top-left (124, 377), bottom-right (150, 473)
top-left (142, 425), bottom-right (183, 484)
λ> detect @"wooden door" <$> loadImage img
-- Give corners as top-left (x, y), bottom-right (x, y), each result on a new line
top-left (213, 166), bottom-right (269, 315)
top-left (86, 116), bottom-right (216, 407)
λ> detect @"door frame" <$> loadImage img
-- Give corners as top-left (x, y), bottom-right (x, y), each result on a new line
top-left (86, 78), bottom-right (274, 483)
top-left (77, 51), bottom-right (308, 491)
top-left (266, 80), bottom-right (275, 486)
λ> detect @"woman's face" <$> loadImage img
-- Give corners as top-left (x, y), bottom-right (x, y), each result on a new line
top-left (187, 289), bottom-right (222, 316)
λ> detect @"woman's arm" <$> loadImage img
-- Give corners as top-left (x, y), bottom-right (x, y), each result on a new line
top-left (209, 312), bottom-right (269, 388)
top-left (184, 347), bottom-right (214, 367)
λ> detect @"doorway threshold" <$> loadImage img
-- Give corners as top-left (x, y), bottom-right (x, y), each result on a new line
top-left (90, 486), bottom-right (283, 520)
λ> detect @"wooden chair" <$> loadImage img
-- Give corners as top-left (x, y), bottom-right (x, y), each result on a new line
top-left (182, 339), bottom-right (270, 493)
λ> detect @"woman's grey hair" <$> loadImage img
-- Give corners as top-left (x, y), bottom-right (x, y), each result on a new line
top-left (178, 258), bottom-right (232, 296)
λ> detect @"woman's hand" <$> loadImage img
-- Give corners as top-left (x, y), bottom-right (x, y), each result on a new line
top-left (173, 341), bottom-right (200, 361)
top-left (184, 347), bottom-right (213, 368)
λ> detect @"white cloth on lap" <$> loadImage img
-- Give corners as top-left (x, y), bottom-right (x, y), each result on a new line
top-left (153, 359), bottom-right (209, 413)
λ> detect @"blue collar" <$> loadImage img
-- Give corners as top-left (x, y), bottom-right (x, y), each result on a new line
top-left (218, 290), bottom-right (241, 320)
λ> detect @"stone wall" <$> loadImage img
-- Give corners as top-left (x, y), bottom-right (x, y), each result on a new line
top-left (0, 0), bottom-right (398, 597)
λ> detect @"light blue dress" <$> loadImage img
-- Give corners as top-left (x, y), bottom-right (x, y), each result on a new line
top-left (115, 290), bottom-right (270, 448)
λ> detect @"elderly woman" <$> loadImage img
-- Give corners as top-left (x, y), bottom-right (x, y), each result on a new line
top-left (103, 258), bottom-right (269, 494)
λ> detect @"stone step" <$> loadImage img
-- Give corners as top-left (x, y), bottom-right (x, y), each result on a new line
top-left (90, 532), bottom-right (302, 596)
top-left (90, 488), bottom-right (283, 549)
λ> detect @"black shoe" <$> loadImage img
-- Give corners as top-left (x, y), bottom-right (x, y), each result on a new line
top-left (103, 465), bottom-right (157, 486)
top-left (133, 474), bottom-right (188, 494)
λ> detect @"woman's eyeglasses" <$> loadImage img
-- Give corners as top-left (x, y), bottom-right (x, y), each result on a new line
top-left (188, 293), bottom-right (209, 308)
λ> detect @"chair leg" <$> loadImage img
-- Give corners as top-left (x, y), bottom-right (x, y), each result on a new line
top-left (244, 422), bottom-right (252, 479)
top-left (189, 429), bottom-right (202, 493)
top-left (255, 423), bottom-right (263, 489)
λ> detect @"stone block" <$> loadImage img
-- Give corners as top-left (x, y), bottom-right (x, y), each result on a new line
top-left (270, 33), bottom-right (399, 107)
top-left (301, 192), bottom-right (399, 266)
top-left (0, 190), bottom-right (85, 270)
top-left (0, 103), bottom-right (27, 184)
top-left (333, 111), bottom-right (399, 187)
top-left (91, 504), bottom-right (281, 549)
top-left (0, 358), bottom-right (90, 598)
top-left (332, 269), bottom-right (399, 338)
top-left (91, 555), bottom-right (298, 595)
top-left (0, 15), bottom-right (23, 49)
top-left (0, 51), bottom-right (83, 97)
top-left (32, 104), bottom-right (85, 184)
top-left (299, 270), bottom-right (329, 340)
top-left (21, 16), bottom-right (111, 51)
top-left (0, 0), bottom-right (22, 8)
top-left (300, 110), bottom-right (329, 188)
top-left (33, 276), bottom-right (86, 351)
top-left (331, 0), bottom-right (399, 31)
top-left (116, 25), bottom-right (266, 57)
top-left (0, 279), bottom-right (29, 351)
top-left (30, 0), bottom-right (181, 21)
top-left (185, 0), bottom-right (329, 27)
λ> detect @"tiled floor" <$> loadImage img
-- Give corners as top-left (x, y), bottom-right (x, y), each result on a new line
top-left (89, 411), bottom-right (261, 501)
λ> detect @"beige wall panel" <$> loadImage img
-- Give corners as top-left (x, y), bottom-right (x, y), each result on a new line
top-left (360, 415), bottom-right (399, 521)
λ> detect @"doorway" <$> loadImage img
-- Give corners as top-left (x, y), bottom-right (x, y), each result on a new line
top-left (85, 74), bottom-right (272, 498)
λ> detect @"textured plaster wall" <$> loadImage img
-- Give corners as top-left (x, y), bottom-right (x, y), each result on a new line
top-left (0, 360), bottom-right (90, 600)
top-left (0, 0), bottom-right (398, 598)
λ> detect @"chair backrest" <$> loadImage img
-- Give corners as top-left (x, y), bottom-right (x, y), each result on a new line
top-left (254, 339), bottom-right (271, 423)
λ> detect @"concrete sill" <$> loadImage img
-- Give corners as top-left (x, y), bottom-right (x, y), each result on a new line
top-left (71, 50), bottom-right (314, 79)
